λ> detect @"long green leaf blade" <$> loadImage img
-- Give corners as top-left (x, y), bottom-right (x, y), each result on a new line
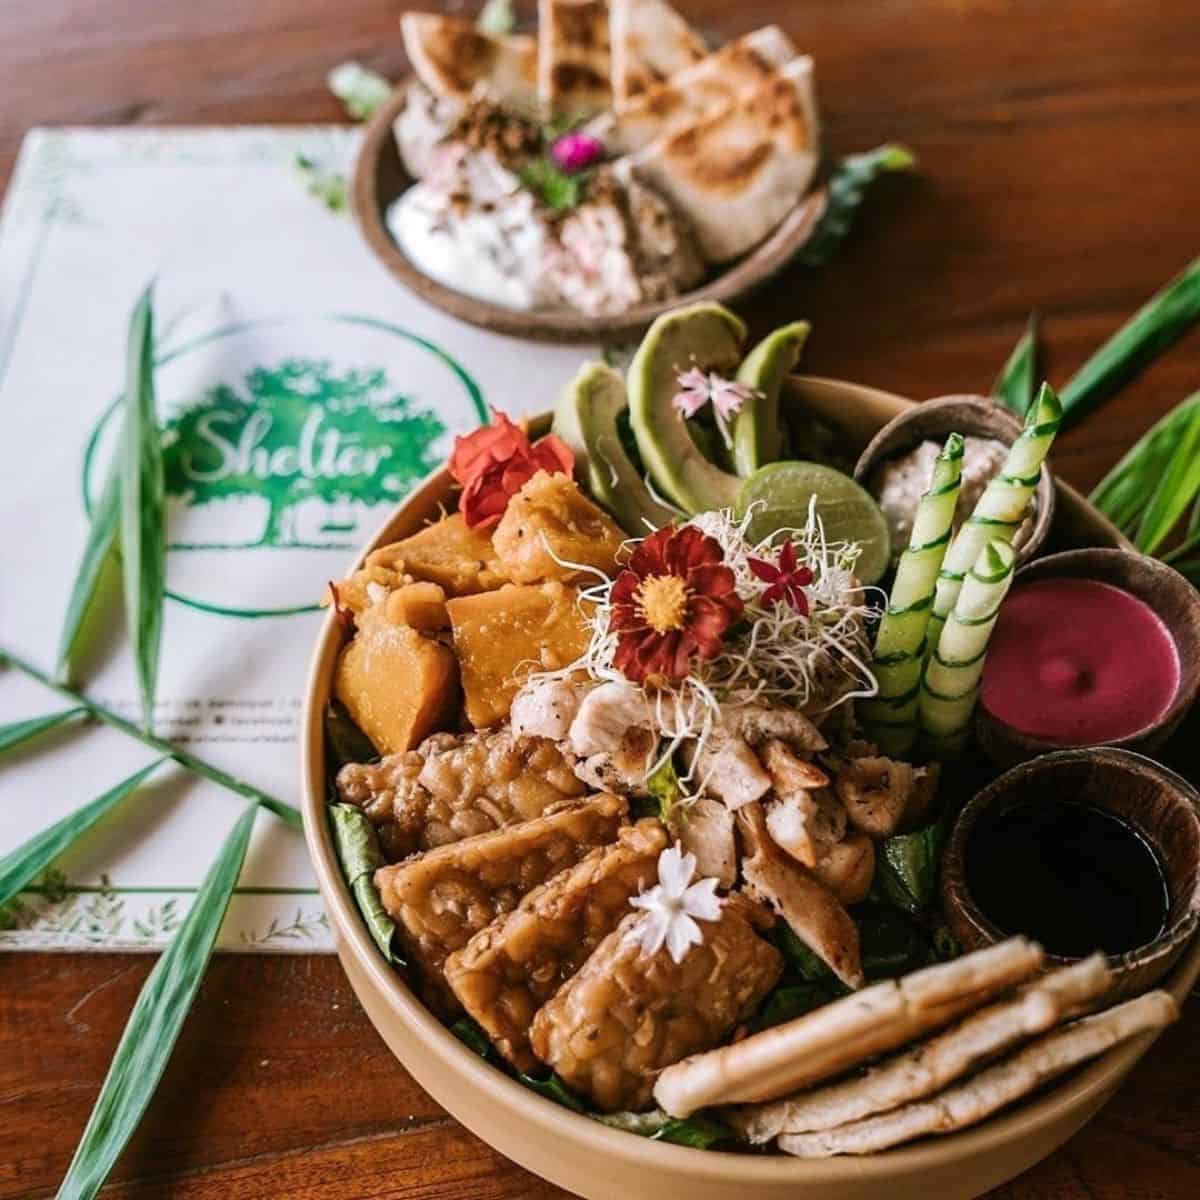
top-left (57, 444), bottom-right (122, 680)
top-left (1059, 256), bottom-right (1200, 428)
top-left (0, 759), bottom-right (163, 909)
top-left (56, 801), bottom-right (259, 1200)
top-left (0, 706), bottom-right (85, 756)
top-left (796, 144), bottom-right (917, 268)
top-left (1134, 401), bottom-right (1200, 555)
top-left (119, 285), bottom-right (166, 730)
top-left (993, 312), bottom-right (1039, 417)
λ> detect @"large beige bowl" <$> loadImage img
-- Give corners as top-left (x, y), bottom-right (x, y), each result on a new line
top-left (301, 376), bottom-right (1200, 1200)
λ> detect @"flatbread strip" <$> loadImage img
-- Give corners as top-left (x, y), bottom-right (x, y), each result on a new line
top-left (653, 937), bottom-right (1044, 1117)
top-left (610, 0), bottom-right (707, 105)
top-left (401, 13), bottom-right (538, 107)
top-left (734, 954), bottom-right (1112, 1143)
top-left (531, 893), bottom-right (782, 1112)
top-left (631, 55), bottom-right (820, 264)
top-left (375, 794), bottom-right (626, 1011)
top-left (446, 819), bottom-right (667, 1071)
top-left (778, 991), bottom-right (1178, 1158)
top-left (591, 26), bottom-right (798, 156)
top-left (538, 0), bottom-right (612, 118)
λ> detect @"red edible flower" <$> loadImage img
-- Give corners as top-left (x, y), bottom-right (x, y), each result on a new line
top-left (449, 410), bottom-right (574, 528)
top-left (748, 540), bottom-right (813, 614)
top-left (609, 526), bottom-right (743, 683)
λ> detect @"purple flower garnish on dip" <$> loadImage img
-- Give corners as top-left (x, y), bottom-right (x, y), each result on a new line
top-left (551, 132), bottom-right (605, 173)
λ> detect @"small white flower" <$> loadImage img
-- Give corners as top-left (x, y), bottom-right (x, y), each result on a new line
top-left (628, 843), bottom-right (723, 963)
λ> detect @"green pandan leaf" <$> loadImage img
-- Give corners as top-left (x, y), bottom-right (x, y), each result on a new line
top-left (0, 759), bottom-right (165, 909)
top-left (796, 144), bottom-right (917, 268)
top-left (993, 312), bottom-right (1039, 417)
top-left (118, 284), bottom-right (165, 731)
top-left (55, 802), bottom-right (258, 1200)
top-left (0, 707), bottom-right (85, 756)
top-left (1134, 400), bottom-right (1200, 555)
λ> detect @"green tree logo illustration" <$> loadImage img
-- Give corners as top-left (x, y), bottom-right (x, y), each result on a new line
top-left (160, 358), bottom-right (446, 548)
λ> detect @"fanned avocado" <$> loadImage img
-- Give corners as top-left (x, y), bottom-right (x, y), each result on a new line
top-left (730, 322), bottom-right (811, 477)
top-left (628, 302), bottom-right (747, 514)
top-left (552, 361), bottom-right (677, 534)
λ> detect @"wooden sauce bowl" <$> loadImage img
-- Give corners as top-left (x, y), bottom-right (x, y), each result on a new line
top-left (941, 748), bottom-right (1200, 1001)
top-left (975, 548), bottom-right (1200, 767)
top-left (351, 82), bottom-right (830, 344)
top-left (852, 394), bottom-right (1056, 566)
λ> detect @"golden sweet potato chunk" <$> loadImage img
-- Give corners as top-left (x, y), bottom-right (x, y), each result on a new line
top-left (493, 470), bottom-right (627, 584)
top-left (365, 512), bottom-right (509, 597)
top-left (384, 581), bottom-right (449, 631)
top-left (446, 582), bottom-right (592, 728)
top-left (334, 608), bottom-right (459, 756)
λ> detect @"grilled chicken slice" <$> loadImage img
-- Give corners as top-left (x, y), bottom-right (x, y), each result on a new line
top-left (510, 678), bottom-right (586, 743)
top-left (530, 893), bottom-right (781, 1111)
top-left (722, 704), bottom-right (828, 754)
top-left (738, 802), bottom-right (864, 989)
top-left (375, 794), bottom-right (627, 1011)
top-left (760, 740), bottom-right (843, 869)
top-left (670, 796), bottom-right (737, 889)
top-left (691, 734), bottom-right (772, 809)
top-left (812, 831), bottom-right (875, 906)
top-left (834, 756), bottom-right (914, 838)
top-left (336, 728), bottom-right (586, 861)
top-left (446, 819), bottom-right (668, 1070)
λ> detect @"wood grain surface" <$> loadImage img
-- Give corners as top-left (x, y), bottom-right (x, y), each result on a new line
top-left (2, 1), bottom-right (1199, 1197)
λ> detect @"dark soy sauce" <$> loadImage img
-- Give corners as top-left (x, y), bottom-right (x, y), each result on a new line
top-left (966, 799), bottom-right (1169, 958)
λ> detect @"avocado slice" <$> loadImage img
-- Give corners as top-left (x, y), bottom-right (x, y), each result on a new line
top-left (552, 361), bottom-right (677, 534)
top-left (729, 322), bottom-right (810, 477)
top-left (628, 302), bottom-right (747, 514)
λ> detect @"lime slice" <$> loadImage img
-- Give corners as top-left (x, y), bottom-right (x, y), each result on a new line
top-left (737, 461), bottom-right (892, 585)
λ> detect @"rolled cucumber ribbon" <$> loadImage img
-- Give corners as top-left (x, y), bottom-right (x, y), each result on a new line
top-left (862, 433), bottom-right (964, 756)
top-left (927, 383), bottom-right (1062, 657)
top-left (919, 538), bottom-right (1016, 754)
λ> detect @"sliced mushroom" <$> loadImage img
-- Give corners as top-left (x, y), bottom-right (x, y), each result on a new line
top-left (723, 703), bottom-right (829, 754)
top-left (737, 802), bottom-right (865, 989)
top-left (812, 831), bottom-right (876, 906)
top-left (671, 796), bottom-right (738, 888)
top-left (835, 756), bottom-right (914, 838)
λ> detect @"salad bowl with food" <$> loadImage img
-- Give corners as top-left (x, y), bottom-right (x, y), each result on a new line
top-left (301, 301), bottom-right (1200, 1199)
top-left (353, 2), bottom-right (843, 341)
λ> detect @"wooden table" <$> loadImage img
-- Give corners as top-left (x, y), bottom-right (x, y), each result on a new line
top-left (2, 2), bottom-right (1198, 1197)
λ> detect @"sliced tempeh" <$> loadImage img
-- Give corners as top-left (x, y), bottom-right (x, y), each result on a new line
top-left (445, 819), bottom-right (667, 1071)
top-left (734, 954), bottom-right (1112, 1142)
top-left (653, 937), bottom-right (1044, 1117)
top-left (610, 0), bottom-right (708, 105)
top-left (539, 0), bottom-right (613, 118)
top-left (375, 794), bottom-right (626, 1010)
top-left (778, 991), bottom-right (1178, 1157)
top-left (401, 13), bottom-right (539, 107)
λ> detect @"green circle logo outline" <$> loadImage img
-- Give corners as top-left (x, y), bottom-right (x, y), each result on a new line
top-left (80, 312), bottom-right (486, 619)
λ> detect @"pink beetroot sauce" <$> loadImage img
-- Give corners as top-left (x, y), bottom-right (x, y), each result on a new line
top-left (981, 578), bottom-right (1180, 745)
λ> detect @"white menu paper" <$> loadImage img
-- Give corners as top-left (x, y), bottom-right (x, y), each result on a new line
top-left (0, 127), bottom-right (597, 950)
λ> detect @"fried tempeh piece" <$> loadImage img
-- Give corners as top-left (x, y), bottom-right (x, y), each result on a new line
top-left (778, 991), bottom-right (1178, 1158)
top-left (653, 937), bottom-right (1044, 1117)
top-left (446, 819), bottom-right (668, 1070)
top-left (734, 954), bottom-right (1112, 1143)
top-left (376, 794), bottom-right (627, 1010)
top-left (337, 728), bottom-right (587, 861)
top-left (530, 893), bottom-right (782, 1112)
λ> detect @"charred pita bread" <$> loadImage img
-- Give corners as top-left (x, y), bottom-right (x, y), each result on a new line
top-left (610, 0), bottom-right (708, 105)
top-left (778, 991), bottom-right (1177, 1157)
top-left (401, 13), bottom-right (538, 108)
top-left (734, 954), bottom-right (1113, 1143)
top-left (539, 0), bottom-right (613, 118)
top-left (630, 55), bottom-right (820, 263)
top-left (652, 938), bottom-right (1044, 1118)
top-left (591, 26), bottom-right (798, 156)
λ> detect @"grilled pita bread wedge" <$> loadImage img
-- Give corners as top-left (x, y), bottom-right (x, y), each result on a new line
top-left (539, 0), bottom-right (613, 118)
top-left (734, 954), bottom-right (1113, 1143)
top-left (652, 937), bottom-right (1044, 1117)
top-left (591, 25), bottom-right (798, 156)
top-left (778, 991), bottom-right (1178, 1157)
top-left (610, 0), bottom-right (708, 105)
top-left (630, 55), bottom-right (820, 263)
top-left (401, 13), bottom-right (538, 108)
